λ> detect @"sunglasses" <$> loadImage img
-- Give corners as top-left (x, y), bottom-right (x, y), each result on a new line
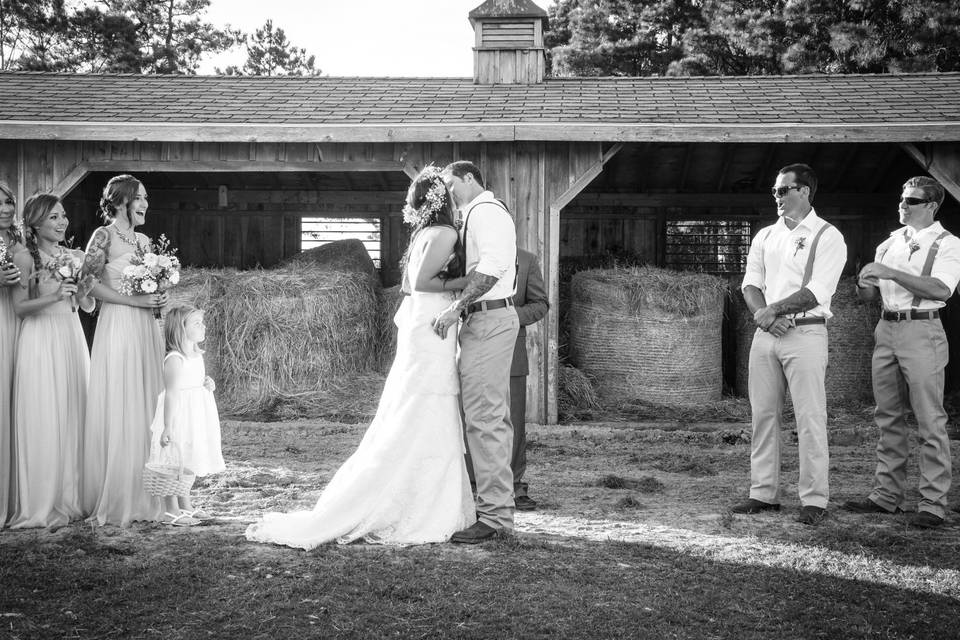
top-left (771, 184), bottom-right (804, 198)
top-left (900, 197), bottom-right (933, 206)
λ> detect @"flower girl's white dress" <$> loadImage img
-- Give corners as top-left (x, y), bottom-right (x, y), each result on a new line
top-left (245, 227), bottom-right (475, 548)
top-left (148, 351), bottom-right (225, 477)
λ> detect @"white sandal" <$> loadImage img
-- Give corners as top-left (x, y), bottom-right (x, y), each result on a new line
top-left (162, 512), bottom-right (200, 527)
top-left (186, 509), bottom-right (213, 521)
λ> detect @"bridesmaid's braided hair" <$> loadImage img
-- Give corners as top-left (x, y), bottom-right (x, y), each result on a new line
top-left (22, 192), bottom-right (62, 299)
top-left (99, 174), bottom-right (142, 224)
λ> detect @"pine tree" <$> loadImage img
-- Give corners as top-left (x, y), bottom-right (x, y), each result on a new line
top-left (219, 19), bottom-right (320, 77)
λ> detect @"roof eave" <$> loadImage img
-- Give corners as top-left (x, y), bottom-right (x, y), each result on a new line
top-left (0, 120), bottom-right (957, 144)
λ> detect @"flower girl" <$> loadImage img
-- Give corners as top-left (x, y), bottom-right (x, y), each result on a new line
top-left (148, 304), bottom-right (225, 526)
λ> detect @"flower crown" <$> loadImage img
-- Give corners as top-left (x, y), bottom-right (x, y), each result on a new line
top-left (402, 166), bottom-right (448, 227)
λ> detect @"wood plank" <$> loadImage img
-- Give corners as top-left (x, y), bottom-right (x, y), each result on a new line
top-left (3, 121), bottom-right (959, 144)
top-left (572, 192), bottom-right (892, 208)
top-left (901, 142), bottom-right (960, 206)
top-left (76, 159), bottom-right (405, 174)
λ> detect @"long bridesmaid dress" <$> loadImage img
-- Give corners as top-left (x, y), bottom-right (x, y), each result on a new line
top-left (9, 249), bottom-right (89, 528)
top-left (0, 271), bottom-right (18, 526)
top-left (84, 232), bottom-right (164, 526)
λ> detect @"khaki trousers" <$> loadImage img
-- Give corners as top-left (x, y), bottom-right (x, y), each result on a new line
top-left (748, 325), bottom-right (830, 508)
top-left (459, 306), bottom-right (519, 530)
top-left (869, 319), bottom-right (952, 518)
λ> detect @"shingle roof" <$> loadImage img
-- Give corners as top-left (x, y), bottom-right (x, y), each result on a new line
top-left (0, 71), bottom-right (958, 142)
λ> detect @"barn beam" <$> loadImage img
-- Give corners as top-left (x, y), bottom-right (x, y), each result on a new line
top-left (900, 143), bottom-right (960, 205)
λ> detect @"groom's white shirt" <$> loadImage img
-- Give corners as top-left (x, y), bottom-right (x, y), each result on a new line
top-left (460, 190), bottom-right (517, 302)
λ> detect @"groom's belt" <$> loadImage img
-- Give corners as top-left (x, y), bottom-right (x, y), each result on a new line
top-left (466, 296), bottom-right (515, 315)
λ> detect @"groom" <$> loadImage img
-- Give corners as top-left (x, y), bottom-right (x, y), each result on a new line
top-left (434, 161), bottom-right (519, 543)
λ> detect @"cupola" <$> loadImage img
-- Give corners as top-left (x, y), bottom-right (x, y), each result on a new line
top-left (469, 0), bottom-right (548, 85)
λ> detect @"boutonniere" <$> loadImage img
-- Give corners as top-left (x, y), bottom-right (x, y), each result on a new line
top-left (908, 239), bottom-right (921, 259)
top-left (793, 237), bottom-right (807, 256)
top-left (454, 217), bottom-right (463, 231)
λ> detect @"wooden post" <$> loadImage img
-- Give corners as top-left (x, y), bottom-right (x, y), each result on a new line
top-left (901, 143), bottom-right (960, 205)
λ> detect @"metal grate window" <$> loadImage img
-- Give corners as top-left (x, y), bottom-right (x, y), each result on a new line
top-left (665, 220), bottom-right (752, 274)
top-left (301, 217), bottom-right (381, 267)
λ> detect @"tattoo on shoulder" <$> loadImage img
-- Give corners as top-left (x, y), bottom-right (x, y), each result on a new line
top-left (456, 273), bottom-right (499, 308)
top-left (82, 227), bottom-right (110, 279)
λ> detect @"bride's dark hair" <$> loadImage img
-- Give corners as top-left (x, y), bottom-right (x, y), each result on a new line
top-left (399, 167), bottom-right (464, 288)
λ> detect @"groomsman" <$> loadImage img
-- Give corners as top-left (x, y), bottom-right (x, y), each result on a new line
top-left (843, 176), bottom-right (960, 529)
top-left (510, 249), bottom-right (549, 511)
top-left (733, 163), bottom-right (847, 525)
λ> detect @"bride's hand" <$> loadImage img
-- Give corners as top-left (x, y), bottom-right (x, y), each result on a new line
top-left (432, 305), bottom-right (462, 339)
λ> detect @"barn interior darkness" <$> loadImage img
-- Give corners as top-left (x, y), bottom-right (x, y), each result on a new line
top-left (61, 141), bottom-right (960, 392)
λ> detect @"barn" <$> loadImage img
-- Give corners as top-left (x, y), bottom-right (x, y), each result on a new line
top-left (1, 0), bottom-right (959, 424)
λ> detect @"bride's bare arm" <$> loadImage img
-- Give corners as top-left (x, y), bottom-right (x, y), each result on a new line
top-left (413, 227), bottom-right (460, 293)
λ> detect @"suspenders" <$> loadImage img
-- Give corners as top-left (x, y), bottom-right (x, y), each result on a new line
top-left (461, 198), bottom-right (518, 291)
top-left (758, 221), bottom-right (834, 288)
top-left (877, 228), bottom-right (952, 308)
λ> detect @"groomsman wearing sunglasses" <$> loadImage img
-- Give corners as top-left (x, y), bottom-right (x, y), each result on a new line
top-left (733, 163), bottom-right (847, 525)
top-left (843, 177), bottom-right (959, 528)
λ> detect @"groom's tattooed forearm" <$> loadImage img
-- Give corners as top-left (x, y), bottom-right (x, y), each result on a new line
top-left (771, 287), bottom-right (818, 315)
top-left (453, 273), bottom-right (499, 309)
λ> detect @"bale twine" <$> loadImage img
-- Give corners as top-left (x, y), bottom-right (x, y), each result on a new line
top-left (215, 267), bottom-right (381, 416)
top-left (281, 238), bottom-right (378, 279)
top-left (730, 276), bottom-right (880, 405)
top-left (165, 267), bottom-right (229, 384)
top-left (568, 266), bottom-right (728, 406)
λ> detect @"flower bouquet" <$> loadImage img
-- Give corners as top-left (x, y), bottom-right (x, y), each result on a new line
top-left (118, 234), bottom-right (181, 319)
top-left (0, 236), bottom-right (13, 269)
top-left (45, 248), bottom-right (85, 312)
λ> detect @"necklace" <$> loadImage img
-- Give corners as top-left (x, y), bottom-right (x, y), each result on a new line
top-left (112, 223), bottom-right (140, 250)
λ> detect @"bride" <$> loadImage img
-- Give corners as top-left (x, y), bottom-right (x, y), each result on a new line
top-left (245, 166), bottom-right (476, 548)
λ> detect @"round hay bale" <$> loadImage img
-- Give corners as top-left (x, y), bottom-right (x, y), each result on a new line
top-left (825, 277), bottom-right (881, 404)
top-left (215, 267), bottom-right (381, 416)
top-left (165, 267), bottom-right (229, 384)
top-left (730, 276), bottom-right (880, 405)
top-left (282, 238), bottom-right (377, 279)
top-left (568, 266), bottom-right (728, 406)
top-left (558, 364), bottom-right (601, 416)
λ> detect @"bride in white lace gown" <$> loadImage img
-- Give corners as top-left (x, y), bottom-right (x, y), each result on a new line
top-left (245, 167), bottom-right (476, 548)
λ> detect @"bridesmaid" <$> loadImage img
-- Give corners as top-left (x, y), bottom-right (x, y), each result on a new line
top-left (0, 181), bottom-right (22, 526)
top-left (8, 193), bottom-right (92, 529)
top-left (82, 174), bottom-right (167, 526)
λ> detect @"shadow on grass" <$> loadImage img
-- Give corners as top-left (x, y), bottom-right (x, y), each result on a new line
top-left (1, 526), bottom-right (957, 639)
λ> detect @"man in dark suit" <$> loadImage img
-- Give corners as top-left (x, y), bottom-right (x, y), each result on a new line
top-left (510, 248), bottom-right (549, 510)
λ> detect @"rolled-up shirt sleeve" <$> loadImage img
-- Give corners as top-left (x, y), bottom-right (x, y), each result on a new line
top-left (930, 235), bottom-right (960, 294)
top-left (472, 203), bottom-right (516, 280)
top-left (804, 226), bottom-right (847, 304)
top-left (741, 228), bottom-right (768, 292)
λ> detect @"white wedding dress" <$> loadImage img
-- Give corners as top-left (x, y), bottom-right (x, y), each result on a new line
top-left (245, 228), bottom-right (476, 548)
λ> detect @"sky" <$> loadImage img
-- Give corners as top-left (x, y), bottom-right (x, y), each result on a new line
top-left (199, 0), bottom-right (554, 77)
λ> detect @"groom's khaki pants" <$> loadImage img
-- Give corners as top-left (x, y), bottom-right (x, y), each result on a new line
top-left (459, 306), bottom-right (519, 531)
top-left (748, 325), bottom-right (830, 508)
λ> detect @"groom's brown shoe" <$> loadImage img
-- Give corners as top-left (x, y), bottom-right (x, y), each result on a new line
top-left (451, 521), bottom-right (498, 544)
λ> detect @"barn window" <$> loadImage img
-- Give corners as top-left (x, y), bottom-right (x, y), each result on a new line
top-left (301, 217), bottom-right (382, 268)
top-left (665, 220), bottom-right (752, 274)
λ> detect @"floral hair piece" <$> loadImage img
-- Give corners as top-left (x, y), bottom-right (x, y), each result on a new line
top-left (402, 166), bottom-right (447, 227)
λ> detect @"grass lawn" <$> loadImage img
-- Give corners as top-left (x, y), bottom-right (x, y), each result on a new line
top-left (2, 417), bottom-right (958, 639)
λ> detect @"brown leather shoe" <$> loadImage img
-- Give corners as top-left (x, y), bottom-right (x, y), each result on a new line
top-left (909, 511), bottom-right (944, 529)
top-left (730, 499), bottom-right (780, 514)
top-left (796, 506), bottom-right (827, 525)
top-left (841, 498), bottom-right (899, 514)
top-left (514, 496), bottom-right (537, 511)
top-left (451, 521), bottom-right (499, 544)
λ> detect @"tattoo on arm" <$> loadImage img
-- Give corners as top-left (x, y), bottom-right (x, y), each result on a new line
top-left (82, 227), bottom-right (109, 281)
top-left (454, 273), bottom-right (499, 310)
top-left (771, 288), bottom-right (819, 315)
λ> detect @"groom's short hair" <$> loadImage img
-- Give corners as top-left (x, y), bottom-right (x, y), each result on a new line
top-left (445, 161), bottom-right (485, 189)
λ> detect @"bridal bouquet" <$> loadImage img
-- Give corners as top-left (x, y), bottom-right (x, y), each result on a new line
top-left (45, 248), bottom-right (84, 312)
top-left (119, 234), bottom-right (181, 319)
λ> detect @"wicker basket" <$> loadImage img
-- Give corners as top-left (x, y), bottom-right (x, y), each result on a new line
top-left (143, 442), bottom-right (196, 498)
